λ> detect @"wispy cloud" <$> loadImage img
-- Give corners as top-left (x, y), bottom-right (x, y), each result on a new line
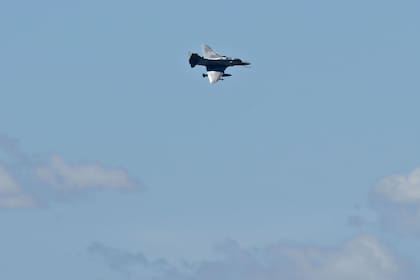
top-left (88, 242), bottom-right (148, 275)
top-left (0, 165), bottom-right (35, 208)
top-left (0, 133), bottom-right (141, 209)
top-left (0, 133), bottom-right (27, 162)
top-left (35, 155), bottom-right (139, 191)
top-left (371, 167), bottom-right (420, 235)
top-left (88, 242), bottom-right (172, 279)
top-left (88, 236), bottom-right (414, 280)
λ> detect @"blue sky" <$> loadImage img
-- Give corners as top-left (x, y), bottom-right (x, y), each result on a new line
top-left (1, 0), bottom-right (420, 279)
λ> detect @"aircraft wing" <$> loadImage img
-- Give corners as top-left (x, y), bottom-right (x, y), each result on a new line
top-left (206, 71), bottom-right (224, 83)
top-left (202, 44), bottom-right (227, 60)
top-left (205, 64), bottom-right (227, 83)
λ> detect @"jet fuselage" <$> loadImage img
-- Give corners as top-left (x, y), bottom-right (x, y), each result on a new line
top-left (189, 54), bottom-right (250, 69)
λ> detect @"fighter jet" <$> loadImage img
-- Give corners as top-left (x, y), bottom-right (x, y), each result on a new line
top-left (188, 44), bottom-right (250, 84)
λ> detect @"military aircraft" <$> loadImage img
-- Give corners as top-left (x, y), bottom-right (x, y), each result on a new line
top-left (188, 44), bottom-right (250, 84)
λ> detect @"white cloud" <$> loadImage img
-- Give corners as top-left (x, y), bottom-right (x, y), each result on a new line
top-left (90, 236), bottom-right (414, 280)
top-left (371, 167), bottom-right (420, 234)
top-left (0, 166), bottom-right (34, 208)
top-left (374, 168), bottom-right (420, 204)
top-left (0, 132), bottom-right (141, 208)
top-left (35, 155), bottom-right (138, 191)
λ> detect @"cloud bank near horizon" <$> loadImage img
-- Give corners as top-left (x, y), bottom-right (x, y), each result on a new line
top-left (88, 235), bottom-right (415, 280)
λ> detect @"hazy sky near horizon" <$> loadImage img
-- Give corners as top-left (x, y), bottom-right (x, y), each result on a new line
top-left (1, 0), bottom-right (420, 279)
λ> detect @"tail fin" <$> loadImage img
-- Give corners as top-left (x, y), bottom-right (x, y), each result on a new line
top-left (188, 52), bottom-right (202, 68)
